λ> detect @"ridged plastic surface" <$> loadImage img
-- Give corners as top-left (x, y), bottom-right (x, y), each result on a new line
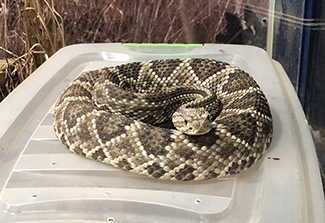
top-left (0, 43), bottom-right (323, 222)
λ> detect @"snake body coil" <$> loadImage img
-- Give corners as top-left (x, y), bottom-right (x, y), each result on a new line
top-left (53, 58), bottom-right (273, 181)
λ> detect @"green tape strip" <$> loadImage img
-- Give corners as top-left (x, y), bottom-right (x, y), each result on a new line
top-left (123, 43), bottom-right (203, 46)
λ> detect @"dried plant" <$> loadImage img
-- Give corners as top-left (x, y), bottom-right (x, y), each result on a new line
top-left (0, 0), bottom-right (65, 100)
top-left (0, 0), bottom-right (268, 101)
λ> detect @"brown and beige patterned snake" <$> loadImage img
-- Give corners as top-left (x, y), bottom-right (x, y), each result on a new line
top-left (53, 58), bottom-right (273, 181)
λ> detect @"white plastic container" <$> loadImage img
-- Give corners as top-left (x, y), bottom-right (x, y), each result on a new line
top-left (0, 43), bottom-right (323, 223)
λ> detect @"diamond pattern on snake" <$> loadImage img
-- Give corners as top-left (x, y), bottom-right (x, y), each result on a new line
top-left (53, 58), bottom-right (273, 181)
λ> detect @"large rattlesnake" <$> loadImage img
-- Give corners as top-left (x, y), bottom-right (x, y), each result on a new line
top-left (53, 58), bottom-right (273, 181)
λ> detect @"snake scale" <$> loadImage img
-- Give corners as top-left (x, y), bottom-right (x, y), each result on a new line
top-left (53, 58), bottom-right (273, 181)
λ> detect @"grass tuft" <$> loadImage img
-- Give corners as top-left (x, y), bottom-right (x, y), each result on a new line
top-left (0, 0), bottom-right (64, 100)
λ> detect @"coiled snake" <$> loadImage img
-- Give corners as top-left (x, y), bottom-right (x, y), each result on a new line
top-left (53, 58), bottom-right (273, 181)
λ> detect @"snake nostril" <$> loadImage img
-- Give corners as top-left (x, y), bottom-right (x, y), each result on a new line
top-left (184, 119), bottom-right (188, 125)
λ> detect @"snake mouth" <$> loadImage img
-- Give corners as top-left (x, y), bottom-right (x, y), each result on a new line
top-left (172, 107), bottom-right (212, 135)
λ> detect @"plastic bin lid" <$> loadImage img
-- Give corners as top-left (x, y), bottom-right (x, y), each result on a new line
top-left (0, 43), bottom-right (324, 223)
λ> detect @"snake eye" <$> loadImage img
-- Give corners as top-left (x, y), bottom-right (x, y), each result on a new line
top-left (184, 119), bottom-right (188, 125)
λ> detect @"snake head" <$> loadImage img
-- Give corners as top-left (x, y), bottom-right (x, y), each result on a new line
top-left (172, 107), bottom-right (212, 135)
